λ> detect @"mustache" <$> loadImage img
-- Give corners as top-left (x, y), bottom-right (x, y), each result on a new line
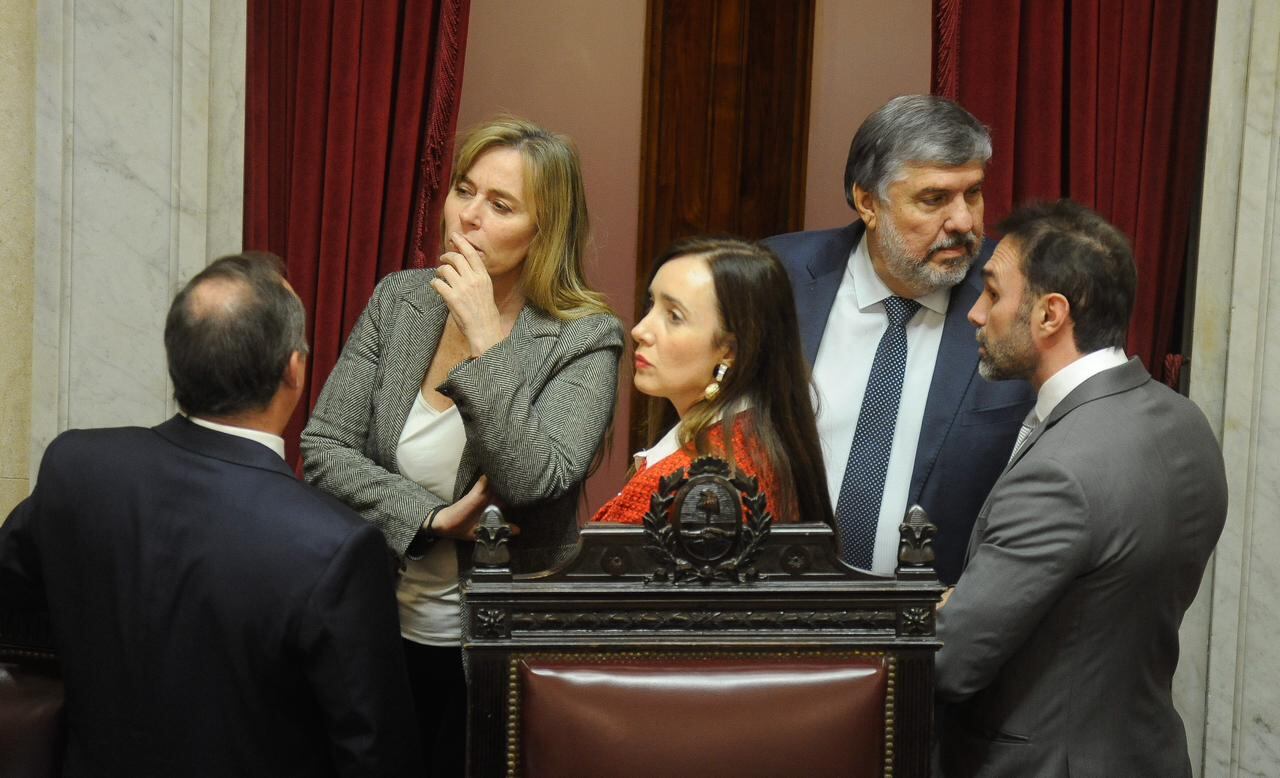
top-left (929, 232), bottom-right (979, 257)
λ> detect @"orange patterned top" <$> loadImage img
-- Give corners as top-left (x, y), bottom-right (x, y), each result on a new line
top-left (591, 421), bottom-right (783, 525)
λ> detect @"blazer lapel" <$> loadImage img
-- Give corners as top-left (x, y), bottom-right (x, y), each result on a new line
top-left (451, 304), bottom-right (561, 499)
top-left (374, 276), bottom-right (448, 471)
top-left (909, 248), bottom-right (986, 502)
top-left (1005, 357), bottom-right (1151, 471)
top-left (797, 222), bottom-right (864, 366)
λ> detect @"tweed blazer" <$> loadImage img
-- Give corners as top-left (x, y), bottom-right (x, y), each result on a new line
top-left (301, 269), bottom-right (624, 573)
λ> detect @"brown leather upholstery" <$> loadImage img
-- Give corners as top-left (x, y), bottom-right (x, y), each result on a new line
top-left (463, 489), bottom-right (944, 776)
top-left (0, 661), bottom-right (64, 778)
top-left (518, 654), bottom-right (887, 778)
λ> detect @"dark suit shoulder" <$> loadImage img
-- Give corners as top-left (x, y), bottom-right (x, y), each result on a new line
top-left (762, 224), bottom-right (852, 251)
top-left (762, 223), bottom-right (862, 279)
top-left (38, 425), bottom-right (167, 475)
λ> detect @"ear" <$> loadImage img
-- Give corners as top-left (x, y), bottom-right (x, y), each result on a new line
top-left (282, 350), bottom-right (307, 391)
top-left (718, 334), bottom-right (737, 364)
top-left (1036, 293), bottom-right (1072, 340)
top-left (852, 184), bottom-right (880, 230)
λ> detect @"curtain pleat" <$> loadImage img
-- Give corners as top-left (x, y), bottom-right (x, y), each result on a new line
top-left (245, 0), bottom-right (471, 464)
top-left (931, 0), bottom-right (1216, 384)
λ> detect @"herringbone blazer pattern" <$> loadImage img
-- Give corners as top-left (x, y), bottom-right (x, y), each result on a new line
top-left (302, 269), bottom-right (624, 573)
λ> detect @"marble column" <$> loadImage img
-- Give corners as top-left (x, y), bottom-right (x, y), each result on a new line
top-left (1183, 1), bottom-right (1280, 775)
top-left (0, 0), bottom-right (37, 516)
top-left (32, 0), bottom-right (245, 472)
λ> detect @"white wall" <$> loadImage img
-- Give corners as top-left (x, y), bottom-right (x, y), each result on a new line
top-left (1185, 2), bottom-right (1280, 773)
top-left (0, 0), bottom-right (36, 517)
top-left (30, 0), bottom-right (245, 473)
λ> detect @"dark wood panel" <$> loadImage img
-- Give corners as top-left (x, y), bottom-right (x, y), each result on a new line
top-left (632, 0), bottom-right (815, 450)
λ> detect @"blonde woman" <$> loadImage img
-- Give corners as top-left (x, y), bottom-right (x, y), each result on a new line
top-left (302, 117), bottom-right (623, 774)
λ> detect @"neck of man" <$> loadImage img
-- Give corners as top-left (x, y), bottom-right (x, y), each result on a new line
top-left (196, 387), bottom-right (298, 438)
top-left (1029, 337), bottom-right (1085, 392)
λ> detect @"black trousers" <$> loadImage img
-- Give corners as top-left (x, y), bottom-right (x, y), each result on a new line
top-left (402, 639), bottom-right (467, 777)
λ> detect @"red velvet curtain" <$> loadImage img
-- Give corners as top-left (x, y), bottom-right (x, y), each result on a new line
top-left (932, 0), bottom-right (1216, 385)
top-left (245, 0), bottom-right (470, 462)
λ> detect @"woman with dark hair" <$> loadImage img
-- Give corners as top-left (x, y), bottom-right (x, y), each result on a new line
top-left (301, 116), bottom-right (623, 775)
top-left (593, 237), bottom-right (833, 527)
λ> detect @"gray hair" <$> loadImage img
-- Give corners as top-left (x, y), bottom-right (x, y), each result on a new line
top-left (844, 95), bottom-right (992, 207)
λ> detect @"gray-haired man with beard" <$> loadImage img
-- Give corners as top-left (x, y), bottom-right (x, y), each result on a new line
top-left (766, 95), bottom-right (1034, 582)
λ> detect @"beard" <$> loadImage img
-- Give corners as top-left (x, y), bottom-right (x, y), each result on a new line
top-left (876, 212), bottom-right (979, 295)
top-left (976, 300), bottom-right (1038, 381)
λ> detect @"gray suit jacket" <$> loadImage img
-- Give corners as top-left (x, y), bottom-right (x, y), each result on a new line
top-left (935, 359), bottom-right (1228, 776)
top-left (301, 269), bottom-right (624, 573)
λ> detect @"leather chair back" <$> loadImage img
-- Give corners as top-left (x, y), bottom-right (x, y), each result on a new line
top-left (518, 652), bottom-right (889, 778)
top-left (462, 461), bottom-right (945, 777)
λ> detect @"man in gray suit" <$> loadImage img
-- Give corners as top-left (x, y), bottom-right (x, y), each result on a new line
top-left (935, 200), bottom-right (1227, 775)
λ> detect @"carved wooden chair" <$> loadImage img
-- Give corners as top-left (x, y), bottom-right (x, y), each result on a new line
top-left (462, 457), bottom-right (944, 777)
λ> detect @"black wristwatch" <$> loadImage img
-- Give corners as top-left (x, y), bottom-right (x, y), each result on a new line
top-left (405, 506), bottom-right (442, 561)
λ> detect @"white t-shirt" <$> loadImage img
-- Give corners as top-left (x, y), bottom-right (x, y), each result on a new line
top-left (394, 390), bottom-right (467, 646)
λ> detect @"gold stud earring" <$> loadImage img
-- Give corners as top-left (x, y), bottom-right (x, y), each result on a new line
top-left (704, 361), bottom-right (730, 402)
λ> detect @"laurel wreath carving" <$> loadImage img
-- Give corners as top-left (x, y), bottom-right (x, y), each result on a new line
top-left (642, 457), bottom-right (773, 584)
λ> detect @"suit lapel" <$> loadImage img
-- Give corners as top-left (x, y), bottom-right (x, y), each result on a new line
top-left (908, 247), bottom-right (987, 502)
top-left (1004, 358), bottom-right (1151, 472)
top-left (972, 360), bottom-right (1148, 563)
top-left (797, 222), bottom-right (864, 366)
top-left (375, 275), bottom-right (448, 471)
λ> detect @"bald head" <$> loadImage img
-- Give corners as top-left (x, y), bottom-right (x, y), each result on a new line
top-left (165, 253), bottom-right (308, 417)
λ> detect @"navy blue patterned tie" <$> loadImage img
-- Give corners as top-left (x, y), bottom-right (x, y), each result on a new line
top-left (835, 296), bottom-right (921, 569)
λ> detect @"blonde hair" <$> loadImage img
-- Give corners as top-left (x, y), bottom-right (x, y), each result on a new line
top-left (448, 117), bottom-right (614, 320)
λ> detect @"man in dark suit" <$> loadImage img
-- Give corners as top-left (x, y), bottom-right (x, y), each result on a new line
top-left (765, 95), bottom-right (1034, 583)
top-left (935, 201), bottom-right (1227, 775)
top-left (0, 254), bottom-right (421, 776)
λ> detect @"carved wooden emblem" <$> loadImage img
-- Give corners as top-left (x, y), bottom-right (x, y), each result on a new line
top-left (642, 457), bottom-right (772, 584)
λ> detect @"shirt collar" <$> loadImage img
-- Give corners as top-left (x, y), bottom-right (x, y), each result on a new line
top-left (1034, 347), bottom-right (1129, 422)
top-left (633, 399), bottom-right (750, 469)
top-left (187, 416), bottom-right (287, 460)
top-left (850, 233), bottom-right (950, 315)
top-left (635, 423), bottom-right (682, 469)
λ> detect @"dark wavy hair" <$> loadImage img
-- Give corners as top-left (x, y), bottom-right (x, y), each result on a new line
top-left (642, 237), bottom-right (834, 526)
top-left (999, 200), bottom-right (1136, 352)
top-left (165, 252), bottom-right (308, 417)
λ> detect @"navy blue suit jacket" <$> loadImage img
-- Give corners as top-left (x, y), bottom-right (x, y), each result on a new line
top-left (0, 416), bottom-right (421, 777)
top-left (765, 222), bottom-right (1034, 583)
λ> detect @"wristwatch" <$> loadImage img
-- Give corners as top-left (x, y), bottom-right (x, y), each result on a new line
top-left (404, 505), bottom-right (442, 560)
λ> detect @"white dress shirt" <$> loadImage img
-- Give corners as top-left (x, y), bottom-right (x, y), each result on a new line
top-left (811, 237), bottom-right (949, 575)
top-left (188, 416), bottom-right (286, 460)
top-left (1032, 348), bottom-right (1129, 423)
